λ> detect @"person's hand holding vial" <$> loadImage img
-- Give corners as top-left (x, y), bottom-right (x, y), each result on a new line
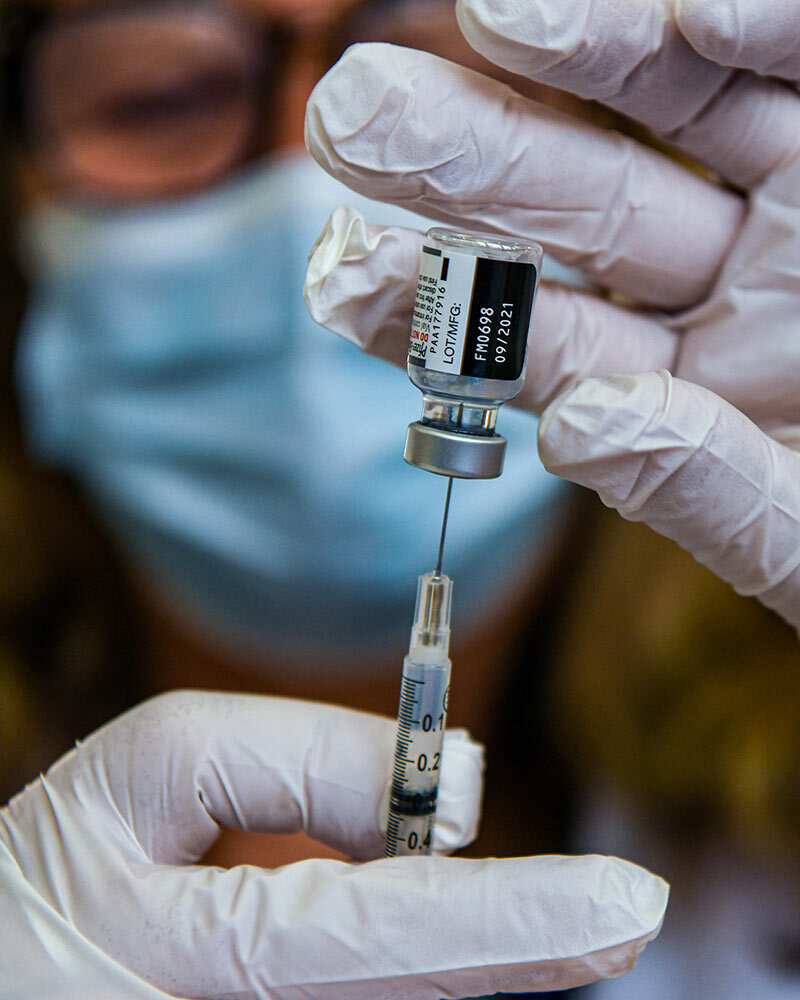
top-left (304, 0), bottom-right (800, 634)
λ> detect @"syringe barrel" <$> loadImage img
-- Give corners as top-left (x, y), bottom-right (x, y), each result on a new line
top-left (386, 572), bottom-right (453, 858)
top-left (386, 655), bottom-right (451, 856)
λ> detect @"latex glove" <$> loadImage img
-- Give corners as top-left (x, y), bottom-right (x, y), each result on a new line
top-left (1, 690), bottom-right (667, 998)
top-left (303, 0), bottom-right (800, 629)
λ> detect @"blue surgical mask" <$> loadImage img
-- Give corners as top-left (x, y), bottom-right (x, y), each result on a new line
top-left (16, 153), bottom-right (569, 666)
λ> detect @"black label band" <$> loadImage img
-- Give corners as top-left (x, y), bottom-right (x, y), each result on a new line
top-left (462, 258), bottom-right (536, 380)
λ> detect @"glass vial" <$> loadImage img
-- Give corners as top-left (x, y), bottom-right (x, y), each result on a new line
top-left (404, 227), bottom-right (542, 479)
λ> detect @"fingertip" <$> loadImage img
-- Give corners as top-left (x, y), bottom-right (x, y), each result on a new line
top-left (305, 42), bottom-right (427, 168)
top-left (434, 729), bottom-right (485, 852)
top-left (579, 856), bottom-right (669, 978)
top-left (304, 204), bottom-right (370, 335)
top-left (675, 0), bottom-right (741, 65)
top-left (303, 210), bottom-right (423, 363)
top-left (676, 0), bottom-right (800, 76)
top-left (604, 855), bottom-right (670, 939)
top-left (456, 0), bottom-right (579, 78)
top-left (305, 43), bottom-right (392, 171)
top-left (537, 370), bottom-right (671, 474)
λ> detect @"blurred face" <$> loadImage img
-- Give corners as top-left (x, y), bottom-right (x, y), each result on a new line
top-left (13, 0), bottom-right (620, 205)
top-left (15, 0), bottom-right (366, 202)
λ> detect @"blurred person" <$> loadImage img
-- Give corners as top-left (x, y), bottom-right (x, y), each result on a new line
top-left (0, 0), bottom-right (579, 885)
top-left (4, 0), bottom-right (571, 705)
top-left (0, 87), bottom-right (148, 802)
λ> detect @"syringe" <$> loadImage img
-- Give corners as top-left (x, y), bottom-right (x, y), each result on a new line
top-left (385, 480), bottom-right (454, 858)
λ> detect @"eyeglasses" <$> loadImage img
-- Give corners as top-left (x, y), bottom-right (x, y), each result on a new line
top-left (4, 1), bottom-right (297, 202)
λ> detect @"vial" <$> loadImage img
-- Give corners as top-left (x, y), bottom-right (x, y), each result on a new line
top-left (404, 227), bottom-right (542, 479)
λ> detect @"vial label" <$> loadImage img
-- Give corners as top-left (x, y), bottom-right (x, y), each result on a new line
top-left (409, 245), bottom-right (537, 381)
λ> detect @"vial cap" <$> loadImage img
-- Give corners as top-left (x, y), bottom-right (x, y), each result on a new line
top-left (404, 421), bottom-right (506, 479)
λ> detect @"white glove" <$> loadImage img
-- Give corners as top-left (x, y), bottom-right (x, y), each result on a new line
top-left (303, 0), bottom-right (800, 630)
top-left (1, 690), bottom-right (667, 998)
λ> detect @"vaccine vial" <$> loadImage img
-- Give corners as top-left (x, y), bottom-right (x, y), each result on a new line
top-left (404, 227), bottom-right (543, 479)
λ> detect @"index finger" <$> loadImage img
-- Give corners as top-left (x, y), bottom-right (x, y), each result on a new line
top-left (457, 0), bottom-right (800, 189)
top-left (676, 0), bottom-right (800, 84)
top-left (306, 43), bottom-right (741, 309)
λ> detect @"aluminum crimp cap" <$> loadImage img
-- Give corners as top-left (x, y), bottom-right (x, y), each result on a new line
top-left (404, 421), bottom-right (507, 479)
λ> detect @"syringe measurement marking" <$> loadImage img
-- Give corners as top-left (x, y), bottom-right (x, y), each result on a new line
top-left (391, 680), bottom-right (418, 791)
top-left (388, 672), bottom-right (440, 856)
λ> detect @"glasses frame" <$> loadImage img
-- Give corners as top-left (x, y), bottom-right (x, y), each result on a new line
top-left (1, 0), bottom-right (289, 148)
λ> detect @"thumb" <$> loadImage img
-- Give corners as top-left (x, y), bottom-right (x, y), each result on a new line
top-left (538, 370), bottom-right (800, 630)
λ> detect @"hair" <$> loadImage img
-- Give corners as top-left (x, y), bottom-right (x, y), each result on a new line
top-left (0, 8), bottom-right (145, 799)
top-left (1, 2), bottom-right (49, 142)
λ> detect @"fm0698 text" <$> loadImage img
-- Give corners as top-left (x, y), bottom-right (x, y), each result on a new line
top-left (474, 303), bottom-right (515, 365)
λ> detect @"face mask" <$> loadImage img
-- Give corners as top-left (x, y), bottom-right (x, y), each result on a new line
top-left (16, 153), bottom-right (569, 665)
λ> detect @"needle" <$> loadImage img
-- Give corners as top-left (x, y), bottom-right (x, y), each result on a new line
top-left (434, 476), bottom-right (453, 576)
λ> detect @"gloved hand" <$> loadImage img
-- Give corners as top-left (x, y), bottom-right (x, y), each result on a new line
top-left (304, 0), bottom-right (800, 630)
top-left (1, 690), bottom-right (667, 998)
